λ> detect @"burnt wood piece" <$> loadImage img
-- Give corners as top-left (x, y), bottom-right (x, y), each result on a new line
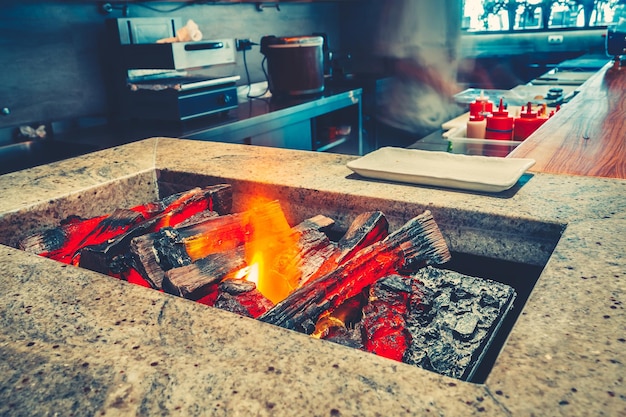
top-left (267, 214), bottom-right (337, 288)
top-left (361, 274), bottom-right (424, 362)
top-left (174, 209), bottom-right (221, 228)
top-left (301, 211), bottom-right (389, 285)
top-left (17, 189), bottom-right (188, 257)
top-left (259, 210), bottom-right (451, 334)
top-left (134, 184), bottom-right (231, 218)
top-left (19, 214), bottom-right (107, 256)
top-left (214, 279), bottom-right (274, 318)
top-left (76, 184), bottom-right (231, 276)
top-left (19, 184), bottom-right (232, 265)
top-left (139, 213), bottom-right (335, 298)
top-left (19, 209), bottom-right (144, 265)
top-left (78, 209), bottom-right (219, 277)
top-left (129, 228), bottom-right (192, 290)
top-left (293, 228), bottom-right (338, 287)
top-left (162, 246), bottom-right (246, 300)
top-left (180, 199), bottom-right (290, 261)
top-left (129, 200), bottom-right (290, 289)
top-left (312, 294), bottom-right (366, 342)
top-left (247, 214), bottom-right (338, 303)
top-left (293, 214), bottom-right (335, 233)
top-left (336, 211), bottom-right (389, 263)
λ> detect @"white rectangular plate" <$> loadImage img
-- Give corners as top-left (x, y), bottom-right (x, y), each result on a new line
top-left (346, 147), bottom-right (535, 193)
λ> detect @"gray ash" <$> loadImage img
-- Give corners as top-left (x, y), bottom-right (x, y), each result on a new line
top-left (404, 266), bottom-right (516, 380)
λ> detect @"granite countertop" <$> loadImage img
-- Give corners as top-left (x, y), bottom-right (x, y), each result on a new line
top-left (0, 138), bottom-right (625, 416)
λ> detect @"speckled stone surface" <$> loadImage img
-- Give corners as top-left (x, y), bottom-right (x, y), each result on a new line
top-left (0, 137), bottom-right (625, 416)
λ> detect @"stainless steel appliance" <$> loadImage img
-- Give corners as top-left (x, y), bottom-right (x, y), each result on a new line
top-left (105, 17), bottom-right (240, 122)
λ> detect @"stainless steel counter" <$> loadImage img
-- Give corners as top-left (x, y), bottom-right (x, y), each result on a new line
top-left (0, 85), bottom-right (365, 175)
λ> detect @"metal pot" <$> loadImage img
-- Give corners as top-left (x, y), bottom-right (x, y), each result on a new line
top-left (260, 35), bottom-right (325, 97)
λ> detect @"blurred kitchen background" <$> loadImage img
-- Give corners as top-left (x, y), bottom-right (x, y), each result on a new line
top-left (0, 0), bottom-right (620, 153)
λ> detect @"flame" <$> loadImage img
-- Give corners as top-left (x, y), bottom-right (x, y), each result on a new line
top-left (244, 235), bottom-right (300, 304)
top-left (239, 198), bottom-right (302, 304)
top-left (243, 261), bottom-right (260, 285)
top-left (182, 197), bottom-right (302, 303)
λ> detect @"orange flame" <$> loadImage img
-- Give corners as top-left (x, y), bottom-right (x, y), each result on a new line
top-left (238, 198), bottom-right (301, 304)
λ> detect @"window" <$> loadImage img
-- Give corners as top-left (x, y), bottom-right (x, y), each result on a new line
top-left (462, 0), bottom-right (623, 32)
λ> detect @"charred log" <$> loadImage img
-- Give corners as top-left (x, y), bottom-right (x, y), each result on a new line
top-left (214, 279), bottom-right (274, 318)
top-left (128, 200), bottom-right (290, 289)
top-left (180, 200), bottom-right (291, 262)
top-left (19, 184), bottom-right (232, 266)
top-left (19, 214), bottom-right (107, 257)
top-left (336, 211), bottom-right (389, 263)
top-left (129, 228), bottom-right (192, 289)
top-left (78, 208), bottom-right (218, 277)
top-left (259, 210), bottom-right (451, 333)
top-left (312, 294), bottom-right (366, 349)
top-left (32, 208), bottom-right (146, 266)
top-left (162, 247), bottom-right (246, 300)
top-left (272, 215), bottom-right (338, 288)
top-left (300, 211), bottom-right (389, 285)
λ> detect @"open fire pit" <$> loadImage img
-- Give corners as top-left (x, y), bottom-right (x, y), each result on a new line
top-left (18, 183), bottom-right (521, 381)
top-left (8, 138), bottom-right (625, 416)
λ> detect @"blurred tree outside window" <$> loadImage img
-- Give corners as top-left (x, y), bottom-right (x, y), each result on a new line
top-left (462, 0), bottom-right (621, 31)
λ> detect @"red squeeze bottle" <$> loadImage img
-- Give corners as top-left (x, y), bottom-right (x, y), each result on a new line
top-left (513, 102), bottom-right (547, 141)
top-left (469, 90), bottom-right (494, 116)
top-left (485, 98), bottom-right (513, 141)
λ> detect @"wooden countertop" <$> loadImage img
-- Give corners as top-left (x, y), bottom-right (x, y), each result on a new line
top-left (508, 61), bottom-right (626, 179)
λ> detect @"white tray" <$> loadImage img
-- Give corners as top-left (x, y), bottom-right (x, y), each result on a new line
top-left (346, 147), bottom-right (535, 192)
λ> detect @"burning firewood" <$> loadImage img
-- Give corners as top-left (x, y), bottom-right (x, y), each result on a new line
top-left (256, 214), bottom-right (338, 289)
top-left (130, 228), bottom-right (192, 289)
top-left (162, 246), bottom-right (246, 300)
top-left (78, 209), bottom-right (220, 276)
top-left (214, 279), bottom-right (274, 318)
top-left (75, 184), bottom-right (232, 279)
top-left (129, 200), bottom-right (292, 290)
top-left (259, 210), bottom-right (451, 334)
top-left (19, 184), bottom-right (233, 266)
top-left (337, 211), bottom-right (389, 263)
top-left (311, 294), bottom-right (366, 349)
top-left (303, 211), bottom-right (389, 284)
top-left (21, 208), bottom-right (146, 265)
top-left (155, 214), bottom-right (336, 302)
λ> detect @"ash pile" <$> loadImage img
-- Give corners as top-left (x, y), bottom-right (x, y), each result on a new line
top-left (404, 267), bottom-right (516, 380)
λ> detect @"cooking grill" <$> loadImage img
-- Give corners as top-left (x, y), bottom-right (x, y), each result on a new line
top-left (105, 17), bottom-right (240, 122)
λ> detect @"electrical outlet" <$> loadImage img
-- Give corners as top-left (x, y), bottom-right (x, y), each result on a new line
top-left (236, 39), bottom-right (253, 51)
top-left (548, 35), bottom-right (564, 44)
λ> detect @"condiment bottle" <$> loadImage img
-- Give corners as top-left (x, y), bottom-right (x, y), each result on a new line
top-left (485, 98), bottom-right (513, 141)
top-left (513, 102), bottom-right (547, 141)
top-left (466, 112), bottom-right (487, 138)
top-left (469, 90), bottom-right (494, 116)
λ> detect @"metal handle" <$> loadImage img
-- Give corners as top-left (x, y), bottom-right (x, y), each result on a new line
top-left (184, 42), bottom-right (224, 51)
